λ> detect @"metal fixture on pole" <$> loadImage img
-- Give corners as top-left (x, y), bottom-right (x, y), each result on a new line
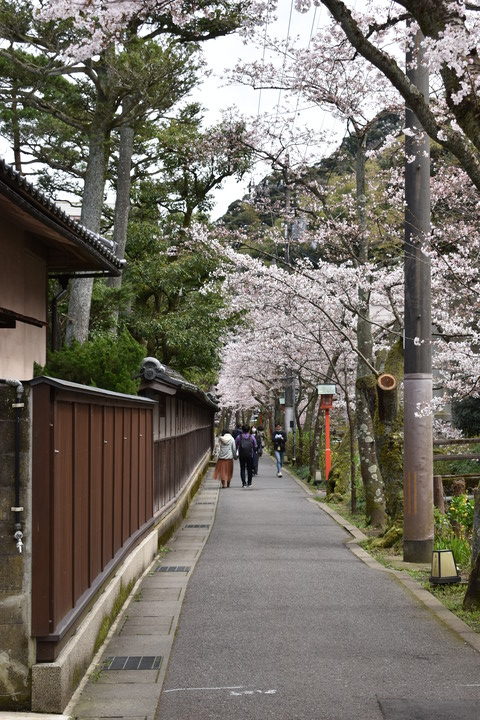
top-left (317, 385), bottom-right (336, 484)
top-left (403, 24), bottom-right (434, 563)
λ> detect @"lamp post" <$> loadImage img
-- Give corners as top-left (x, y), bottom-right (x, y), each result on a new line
top-left (318, 385), bottom-right (336, 483)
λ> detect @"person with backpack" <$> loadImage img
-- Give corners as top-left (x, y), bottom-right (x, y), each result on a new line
top-left (251, 425), bottom-right (263, 476)
top-left (235, 425), bottom-right (257, 488)
top-left (272, 423), bottom-right (287, 477)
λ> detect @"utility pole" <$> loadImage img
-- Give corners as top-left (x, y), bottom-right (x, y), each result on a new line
top-left (283, 152), bottom-right (291, 265)
top-left (282, 153), bottom-right (296, 458)
top-left (284, 372), bottom-right (296, 460)
top-left (403, 25), bottom-right (434, 563)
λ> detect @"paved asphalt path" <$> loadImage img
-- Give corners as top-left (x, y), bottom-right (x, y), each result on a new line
top-left (155, 458), bottom-right (480, 720)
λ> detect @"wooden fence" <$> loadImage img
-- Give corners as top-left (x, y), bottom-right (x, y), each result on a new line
top-left (433, 437), bottom-right (480, 508)
top-left (30, 376), bottom-right (214, 661)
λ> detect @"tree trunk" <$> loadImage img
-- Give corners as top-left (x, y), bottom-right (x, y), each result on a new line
top-left (224, 409), bottom-right (233, 431)
top-left (294, 393), bottom-right (303, 467)
top-left (344, 385), bottom-right (357, 513)
top-left (309, 397), bottom-right (322, 483)
top-left (65, 86), bottom-right (112, 345)
top-left (433, 476), bottom-right (445, 514)
top-left (303, 390), bottom-right (317, 434)
top-left (11, 90), bottom-right (22, 173)
top-left (301, 390), bottom-right (318, 470)
top-left (463, 490), bottom-right (480, 609)
top-left (464, 554), bottom-right (480, 610)
top-left (356, 376), bottom-right (387, 527)
top-left (108, 100), bottom-right (135, 329)
top-left (374, 340), bottom-right (404, 521)
top-left (472, 489), bottom-right (480, 566)
top-left (354, 134), bottom-right (386, 528)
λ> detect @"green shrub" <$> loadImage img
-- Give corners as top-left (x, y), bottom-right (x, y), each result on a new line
top-left (295, 465), bottom-right (310, 481)
top-left (38, 329), bottom-right (145, 395)
top-left (434, 507), bottom-right (472, 570)
top-left (452, 397), bottom-right (480, 437)
top-left (447, 494), bottom-right (474, 534)
top-left (434, 534), bottom-right (471, 570)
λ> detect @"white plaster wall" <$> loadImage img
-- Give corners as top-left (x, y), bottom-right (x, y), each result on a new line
top-left (0, 225), bottom-right (47, 380)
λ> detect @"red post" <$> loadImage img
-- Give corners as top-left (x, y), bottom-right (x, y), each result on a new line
top-left (319, 393), bottom-right (334, 483)
top-left (324, 407), bottom-right (331, 481)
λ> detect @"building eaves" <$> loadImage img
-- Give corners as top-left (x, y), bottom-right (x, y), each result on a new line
top-left (0, 159), bottom-right (124, 273)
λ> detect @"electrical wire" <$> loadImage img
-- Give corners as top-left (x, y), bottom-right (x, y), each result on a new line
top-left (256, 3), bottom-right (271, 119)
top-left (274, 0), bottom-right (295, 126)
top-left (292, 6), bottom-right (318, 130)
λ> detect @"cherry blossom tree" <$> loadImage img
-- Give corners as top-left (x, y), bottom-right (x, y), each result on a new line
top-left (38, 0), bottom-right (272, 59)
top-left (193, 112), bottom-right (480, 527)
top-left (295, 0), bottom-right (480, 192)
top-left (234, 21), bottom-right (407, 526)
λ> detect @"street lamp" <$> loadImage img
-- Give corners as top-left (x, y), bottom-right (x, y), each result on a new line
top-left (430, 549), bottom-right (461, 585)
top-left (317, 385), bottom-right (336, 484)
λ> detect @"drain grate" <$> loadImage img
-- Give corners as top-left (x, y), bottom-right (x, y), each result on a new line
top-left (196, 502), bottom-right (215, 505)
top-left (155, 565), bottom-right (191, 573)
top-left (184, 524), bottom-right (210, 528)
top-left (102, 655), bottom-right (162, 671)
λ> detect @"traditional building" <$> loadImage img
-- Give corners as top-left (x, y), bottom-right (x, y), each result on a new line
top-left (0, 159), bottom-right (123, 379)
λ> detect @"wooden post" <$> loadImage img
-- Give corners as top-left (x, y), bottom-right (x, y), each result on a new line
top-left (452, 478), bottom-right (466, 496)
top-left (324, 407), bottom-right (331, 482)
top-left (433, 476), bottom-right (445, 514)
top-left (471, 488), bottom-right (480, 567)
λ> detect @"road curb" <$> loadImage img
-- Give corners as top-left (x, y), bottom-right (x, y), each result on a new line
top-left (300, 485), bottom-right (480, 656)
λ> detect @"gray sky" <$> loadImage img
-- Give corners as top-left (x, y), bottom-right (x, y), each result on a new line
top-left (195, 1), bottom-right (344, 219)
top-left (0, 2), bottom-right (344, 222)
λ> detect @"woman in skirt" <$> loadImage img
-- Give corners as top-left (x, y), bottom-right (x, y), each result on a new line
top-left (213, 429), bottom-right (237, 488)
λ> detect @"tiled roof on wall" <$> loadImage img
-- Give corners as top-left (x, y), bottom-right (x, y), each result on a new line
top-left (0, 159), bottom-right (124, 272)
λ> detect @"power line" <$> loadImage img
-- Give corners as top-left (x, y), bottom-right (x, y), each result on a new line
top-left (256, 4), bottom-right (271, 119)
top-left (274, 0), bottom-right (295, 125)
top-left (292, 6), bottom-right (318, 130)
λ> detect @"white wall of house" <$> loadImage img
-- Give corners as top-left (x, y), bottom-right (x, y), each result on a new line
top-left (0, 219), bottom-right (47, 380)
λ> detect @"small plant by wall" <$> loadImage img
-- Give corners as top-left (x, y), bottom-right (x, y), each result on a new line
top-left (434, 505), bottom-right (472, 571)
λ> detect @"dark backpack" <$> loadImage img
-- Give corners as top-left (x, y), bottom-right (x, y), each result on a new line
top-left (238, 435), bottom-right (254, 458)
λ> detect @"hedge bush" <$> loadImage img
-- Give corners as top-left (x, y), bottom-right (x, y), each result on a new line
top-left (37, 330), bottom-right (145, 395)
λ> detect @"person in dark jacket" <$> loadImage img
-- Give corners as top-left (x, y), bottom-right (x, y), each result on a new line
top-left (251, 425), bottom-right (263, 476)
top-left (235, 425), bottom-right (257, 487)
top-left (272, 423), bottom-right (287, 477)
top-left (232, 424), bottom-right (242, 440)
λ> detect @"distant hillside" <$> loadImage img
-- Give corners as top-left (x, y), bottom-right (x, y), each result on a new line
top-left (219, 111), bottom-right (403, 231)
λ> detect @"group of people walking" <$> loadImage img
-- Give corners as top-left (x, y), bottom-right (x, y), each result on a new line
top-left (213, 423), bottom-right (287, 489)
